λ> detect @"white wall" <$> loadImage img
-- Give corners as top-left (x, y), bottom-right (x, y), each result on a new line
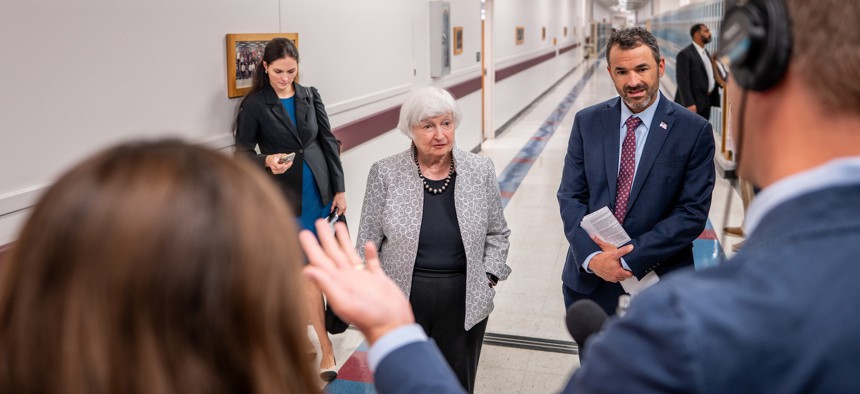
top-left (337, 0), bottom-right (487, 236)
top-left (1, 0), bottom-right (278, 242)
top-left (0, 0), bottom-right (588, 243)
top-left (639, 0), bottom-right (683, 19)
top-left (490, 0), bottom-right (583, 131)
top-left (284, 1), bottom-right (417, 124)
top-left (592, 1), bottom-right (614, 23)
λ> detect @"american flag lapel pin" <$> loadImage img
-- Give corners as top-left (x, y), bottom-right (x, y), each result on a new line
top-left (660, 121), bottom-right (668, 130)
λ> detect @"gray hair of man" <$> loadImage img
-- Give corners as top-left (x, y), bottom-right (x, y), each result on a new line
top-left (397, 86), bottom-right (463, 139)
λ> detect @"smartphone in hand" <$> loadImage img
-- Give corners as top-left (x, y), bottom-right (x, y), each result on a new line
top-left (326, 208), bottom-right (340, 234)
top-left (278, 152), bottom-right (296, 164)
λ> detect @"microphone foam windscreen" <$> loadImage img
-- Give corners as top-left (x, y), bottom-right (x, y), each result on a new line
top-left (566, 299), bottom-right (608, 347)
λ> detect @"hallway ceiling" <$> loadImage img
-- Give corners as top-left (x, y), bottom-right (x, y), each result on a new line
top-left (595, 0), bottom-right (648, 12)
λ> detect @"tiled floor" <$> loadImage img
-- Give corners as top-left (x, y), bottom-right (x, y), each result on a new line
top-left (318, 56), bottom-right (746, 393)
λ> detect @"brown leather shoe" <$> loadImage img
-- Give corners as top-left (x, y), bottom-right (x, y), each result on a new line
top-left (724, 226), bottom-right (745, 237)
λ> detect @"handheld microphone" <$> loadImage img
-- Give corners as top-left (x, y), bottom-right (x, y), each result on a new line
top-left (566, 299), bottom-right (608, 362)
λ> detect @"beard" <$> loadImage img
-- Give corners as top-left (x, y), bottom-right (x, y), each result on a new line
top-left (703, 35), bottom-right (712, 44)
top-left (620, 82), bottom-right (659, 111)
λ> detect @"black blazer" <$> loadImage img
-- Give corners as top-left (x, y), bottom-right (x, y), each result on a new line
top-left (673, 43), bottom-right (720, 119)
top-left (235, 83), bottom-right (345, 215)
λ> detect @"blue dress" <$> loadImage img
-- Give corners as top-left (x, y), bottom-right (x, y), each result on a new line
top-left (281, 97), bottom-right (332, 236)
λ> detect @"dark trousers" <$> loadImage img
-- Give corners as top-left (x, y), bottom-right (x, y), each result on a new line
top-left (563, 281), bottom-right (626, 317)
top-left (410, 271), bottom-right (488, 393)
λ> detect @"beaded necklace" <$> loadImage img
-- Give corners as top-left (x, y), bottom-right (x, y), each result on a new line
top-left (413, 147), bottom-right (454, 195)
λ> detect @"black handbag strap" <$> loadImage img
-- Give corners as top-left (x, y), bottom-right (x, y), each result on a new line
top-left (306, 86), bottom-right (343, 156)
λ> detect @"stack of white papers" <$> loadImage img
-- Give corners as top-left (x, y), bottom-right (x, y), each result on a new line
top-left (580, 206), bottom-right (631, 247)
top-left (580, 206), bottom-right (659, 296)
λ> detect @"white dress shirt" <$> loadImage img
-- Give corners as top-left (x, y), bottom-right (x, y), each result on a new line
top-left (694, 41), bottom-right (715, 94)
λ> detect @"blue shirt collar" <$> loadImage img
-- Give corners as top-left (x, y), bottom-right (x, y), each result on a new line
top-left (620, 92), bottom-right (661, 131)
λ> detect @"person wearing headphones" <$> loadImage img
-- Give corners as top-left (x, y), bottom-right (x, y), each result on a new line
top-left (300, 0), bottom-right (860, 392)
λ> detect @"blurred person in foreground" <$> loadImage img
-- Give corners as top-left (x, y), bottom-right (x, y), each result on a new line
top-left (354, 86), bottom-right (510, 392)
top-left (303, 0), bottom-right (860, 391)
top-left (0, 140), bottom-right (320, 393)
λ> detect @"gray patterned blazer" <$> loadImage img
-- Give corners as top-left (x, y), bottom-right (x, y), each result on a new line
top-left (356, 147), bottom-right (511, 330)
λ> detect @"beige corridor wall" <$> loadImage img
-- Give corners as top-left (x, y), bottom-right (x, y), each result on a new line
top-left (0, 0), bottom-right (589, 243)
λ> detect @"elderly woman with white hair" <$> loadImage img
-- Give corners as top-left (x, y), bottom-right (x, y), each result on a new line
top-left (355, 86), bottom-right (511, 392)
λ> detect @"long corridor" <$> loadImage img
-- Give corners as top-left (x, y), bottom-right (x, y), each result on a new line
top-left (321, 54), bottom-right (746, 394)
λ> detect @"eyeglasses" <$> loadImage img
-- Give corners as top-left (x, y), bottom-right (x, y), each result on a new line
top-left (416, 119), bottom-right (455, 133)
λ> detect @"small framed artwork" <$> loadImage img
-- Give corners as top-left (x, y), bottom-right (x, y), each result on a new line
top-left (515, 26), bottom-right (525, 45)
top-left (453, 27), bottom-right (464, 55)
top-left (542, 26), bottom-right (547, 41)
top-left (564, 26), bottom-right (568, 37)
top-left (226, 33), bottom-right (299, 98)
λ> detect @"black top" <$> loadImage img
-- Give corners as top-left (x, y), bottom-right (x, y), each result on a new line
top-left (414, 173), bottom-right (467, 273)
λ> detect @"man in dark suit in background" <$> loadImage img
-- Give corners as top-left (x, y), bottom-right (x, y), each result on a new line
top-left (674, 24), bottom-right (721, 120)
top-left (298, 1), bottom-right (860, 393)
top-left (556, 27), bottom-right (715, 315)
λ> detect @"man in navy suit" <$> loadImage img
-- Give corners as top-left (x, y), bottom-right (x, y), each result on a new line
top-left (674, 24), bottom-right (721, 120)
top-left (557, 27), bottom-right (715, 315)
top-left (300, 1), bottom-right (860, 392)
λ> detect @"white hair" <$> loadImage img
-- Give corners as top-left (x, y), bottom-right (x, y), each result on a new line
top-left (397, 86), bottom-right (463, 139)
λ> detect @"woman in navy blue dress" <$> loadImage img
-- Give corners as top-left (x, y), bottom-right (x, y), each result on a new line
top-left (234, 38), bottom-right (346, 381)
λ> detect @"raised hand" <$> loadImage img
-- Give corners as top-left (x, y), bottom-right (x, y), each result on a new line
top-left (300, 220), bottom-right (415, 344)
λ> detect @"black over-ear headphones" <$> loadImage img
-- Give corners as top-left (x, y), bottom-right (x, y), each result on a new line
top-left (717, 0), bottom-right (792, 91)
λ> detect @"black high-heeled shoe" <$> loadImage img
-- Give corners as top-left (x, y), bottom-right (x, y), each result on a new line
top-left (319, 365), bottom-right (338, 382)
top-left (319, 356), bottom-right (338, 382)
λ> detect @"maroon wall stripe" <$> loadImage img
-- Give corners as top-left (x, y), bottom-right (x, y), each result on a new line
top-left (559, 42), bottom-right (580, 55)
top-left (495, 51), bottom-right (556, 82)
top-left (333, 43), bottom-right (580, 151)
top-left (447, 76), bottom-right (483, 99)
top-left (332, 73), bottom-right (483, 151)
top-left (333, 105), bottom-right (402, 152)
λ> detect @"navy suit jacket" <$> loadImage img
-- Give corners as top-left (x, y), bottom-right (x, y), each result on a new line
top-left (374, 341), bottom-right (465, 394)
top-left (565, 184), bottom-right (860, 393)
top-left (374, 184), bottom-right (860, 393)
top-left (557, 94), bottom-right (715, 295)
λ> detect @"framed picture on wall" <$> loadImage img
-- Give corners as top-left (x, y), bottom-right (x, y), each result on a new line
top-left (226, 33), bottom-right (299, 98)
top-left (564, 26), bottom-right (568, 37)
top-left (453, 27), bottom-right (463, 55)
top-left (515, 26), bottom-right (524, 45)
top-left (542, 26), bottom-right (546, 41)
